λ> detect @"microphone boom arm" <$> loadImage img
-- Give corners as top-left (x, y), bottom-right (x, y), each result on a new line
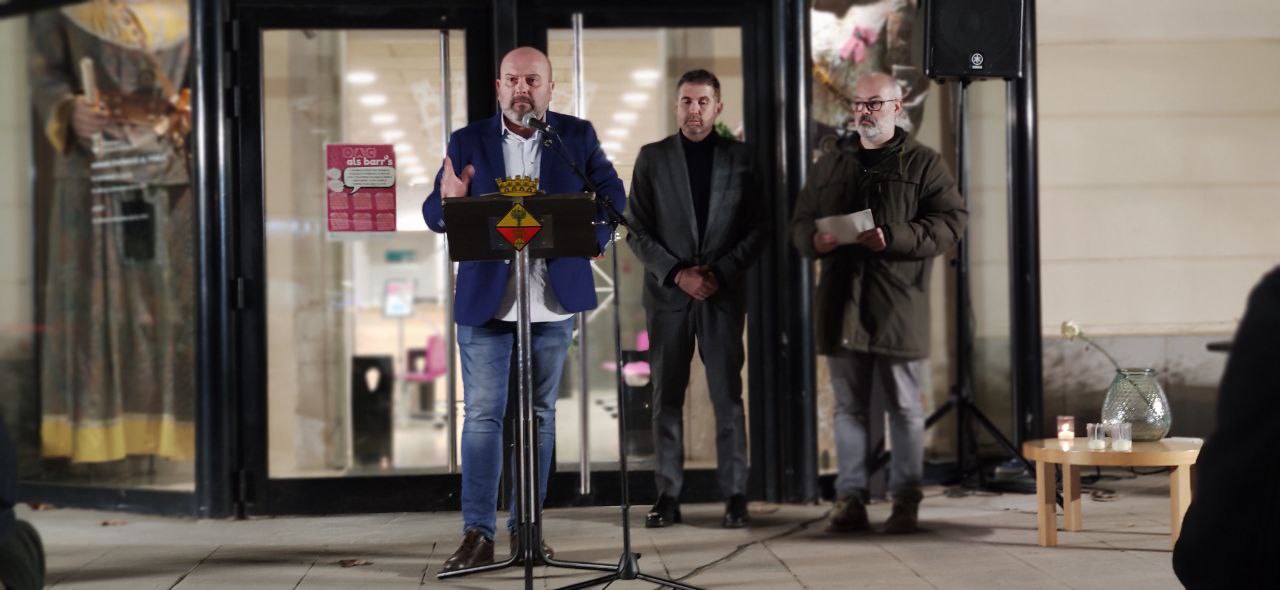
top-left (536, 123), bottom-right (628, 233)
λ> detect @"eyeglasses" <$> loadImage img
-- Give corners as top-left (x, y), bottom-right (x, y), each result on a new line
top-left (849, 98), bottom-right (900, 113)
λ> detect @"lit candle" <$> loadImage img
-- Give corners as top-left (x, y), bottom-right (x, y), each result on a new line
top-left (1056, 416), bottom-right (1075, 440)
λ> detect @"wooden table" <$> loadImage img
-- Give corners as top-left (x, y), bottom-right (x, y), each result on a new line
top-left (1022, 437), bottom-right (1202, 548)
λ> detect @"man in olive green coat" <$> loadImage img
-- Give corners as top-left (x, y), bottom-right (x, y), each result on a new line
top-left (790, 72), bottom-right (967, 534)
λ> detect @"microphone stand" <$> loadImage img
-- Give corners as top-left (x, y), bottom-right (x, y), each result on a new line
top-left (538, 123), bottom-right (701, 590)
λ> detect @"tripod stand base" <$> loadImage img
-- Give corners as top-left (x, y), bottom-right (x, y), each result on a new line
top-left (554, 551), bottom-right (703, 590)
top-left (440, 541), bottom-right (703, 590)
top-left (985, 458), bottom-right (1037, 494)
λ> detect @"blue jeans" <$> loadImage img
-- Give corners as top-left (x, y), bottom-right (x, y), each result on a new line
top-left (457, 317), bottom-right (574, 540)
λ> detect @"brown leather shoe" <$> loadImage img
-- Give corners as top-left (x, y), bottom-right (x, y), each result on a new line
top-left (883, 489), bottom-right (922, 534)
top-left (825, 496), bottom-right (870, 533)
top-left (441, 529), bottom-right (494, 572)
top-left (509, 532), bottom-right (555, 563)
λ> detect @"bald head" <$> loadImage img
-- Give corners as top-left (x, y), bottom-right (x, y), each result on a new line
top-left (853, 72), bottom-right (902, 101)
top-left (499, 47), bottom-right (553, 80)
top-left (496, 47), bottom-right (555, 134)
top-left (851, 72), bottom-right (903, 149)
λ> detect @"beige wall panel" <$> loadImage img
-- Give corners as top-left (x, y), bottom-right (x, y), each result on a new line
top-left (1041, 258), bottom-right (1267, 333)
top-left (1040, 187), bottom-right (1279, 261)
top-left (1039, 0), bottom-right (1280, 44)
top-left (0, 22), bottom-right (32, 352)
top-left (1040, 41), bottom-right (1280, 116)
top-left (1040, 116), bottom-right (1280, 187)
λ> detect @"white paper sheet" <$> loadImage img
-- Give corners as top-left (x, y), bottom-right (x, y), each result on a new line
top-left (814, 209), bottom-right (875, 244)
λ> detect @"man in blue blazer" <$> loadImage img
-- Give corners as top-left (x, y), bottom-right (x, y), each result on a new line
top-left (423, 47), bottom-right (625, 572)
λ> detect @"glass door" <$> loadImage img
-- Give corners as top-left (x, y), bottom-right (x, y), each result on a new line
top-left (231, 1), bottom-right (778, 514)
top-left (260, 27), bottom-right (467, 477)
top-left (232, 3), bottom-right (493, 515)
top-left (534, 13), bottom-right (764, 504)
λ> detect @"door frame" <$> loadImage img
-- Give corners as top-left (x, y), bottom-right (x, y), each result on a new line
top-left (227, 0), bottom-right (495, 516)
top-left (224, 0), bottom-right (806, 516)
top-left (511, 0), bottom-right (788, 503)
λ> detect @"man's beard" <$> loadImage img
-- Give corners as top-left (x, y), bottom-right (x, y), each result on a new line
top-left (503, 97), bottom-right (539, 127)
top-left (858, 121), bottom-right (884, 140)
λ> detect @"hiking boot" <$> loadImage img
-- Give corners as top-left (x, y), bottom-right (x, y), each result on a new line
top-left (883, 489), bottom-right (922, 534)
top-left (826, 495), bottom-right (870, 533)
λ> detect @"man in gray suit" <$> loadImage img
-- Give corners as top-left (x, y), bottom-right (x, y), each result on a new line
top-left (625, 69), bottom-right (768, 529)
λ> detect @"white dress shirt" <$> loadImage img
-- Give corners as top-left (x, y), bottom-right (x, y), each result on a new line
top-left (493, 124), bottom-right (572, 323)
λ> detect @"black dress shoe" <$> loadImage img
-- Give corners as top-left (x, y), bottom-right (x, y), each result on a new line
top-left (722, 494), bottom-right (750, 528)
top-left (509, 532), bottom-right (555, 563)
top-left (645, 494), bottom-right (681, 528)
top-left (441, 528), bottom-right (494, 573)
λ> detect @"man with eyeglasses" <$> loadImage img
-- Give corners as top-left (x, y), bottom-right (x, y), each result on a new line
top-left (789, 72), bottom-right (967, 534)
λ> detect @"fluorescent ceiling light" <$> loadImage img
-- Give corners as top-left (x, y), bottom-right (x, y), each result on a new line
top-left (371, 113), bottom-right (397, 125)
top-left (410, 176), bottom-right (430, 186)
top-left (605, 128), bottom-right (629, 139)
top-left (394, 142), bottom-right (415, 153)
top-left (346, 71), bottom-right (377, 85)
top-left (621, 92), bottom-right (649, 107)
top-left (381, 129), bottom-right (405, 142)
top-left (612, 111), bottom-right (638, 125)
top-left (398, 155), bottom-right (420, 165)
top-left (360, 94), bottom-right (387, 107)
top-left (631, 69), bottom-right (660, 86)
top-left (600, 141), bottom-right (622, 152)
top-left (406, 166), bottom-right (426, 175)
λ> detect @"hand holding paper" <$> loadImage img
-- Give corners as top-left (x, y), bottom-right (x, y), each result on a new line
top-left (814, 209), bottom-right (875, 245)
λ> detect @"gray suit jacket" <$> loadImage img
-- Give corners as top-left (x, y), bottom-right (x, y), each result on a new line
top-left (625, 134), bottom-right (769, 311)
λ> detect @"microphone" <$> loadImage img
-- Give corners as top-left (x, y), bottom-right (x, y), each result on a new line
top-left (519, 111), bottom-right (554, 134)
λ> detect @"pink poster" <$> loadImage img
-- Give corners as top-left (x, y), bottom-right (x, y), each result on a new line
top-left (325, 144), bottom-right (397, 232)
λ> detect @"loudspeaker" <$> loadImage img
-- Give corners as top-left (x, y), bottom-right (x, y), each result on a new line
top-left (922, 0), bottom-right (1025, 80)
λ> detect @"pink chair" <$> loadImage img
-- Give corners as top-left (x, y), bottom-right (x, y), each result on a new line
top-left (405, 334), bottom-right (447, 383)
top-left (404, 335), bottom-right (447, 416)
top-left (600, 331), bottom-right (652, 386)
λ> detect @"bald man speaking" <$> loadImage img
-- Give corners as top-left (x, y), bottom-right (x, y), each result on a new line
top-left (789, 72), bottom-right (967, 535)
top-left (423, 47), bottom-right (625, 572)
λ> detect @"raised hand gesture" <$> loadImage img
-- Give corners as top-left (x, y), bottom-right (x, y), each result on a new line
top-left (440, 155), bottom-right (475, 198)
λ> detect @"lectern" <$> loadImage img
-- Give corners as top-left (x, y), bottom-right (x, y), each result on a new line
top-left (437, 192), bottom-right (615, 587)
top-left (439, 181), bottom-right (700, 590)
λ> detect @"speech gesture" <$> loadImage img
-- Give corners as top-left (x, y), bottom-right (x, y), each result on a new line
top-left (440, 155), bottom-right (475, 198)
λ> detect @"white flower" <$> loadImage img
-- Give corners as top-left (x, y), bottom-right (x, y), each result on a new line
top-left (1061, 320), bottom-right (1122, 372)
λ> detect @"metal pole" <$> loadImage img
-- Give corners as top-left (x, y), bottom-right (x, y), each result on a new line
top-left (954, 80), bottom-right (973, 477)
top-left (571, 11), bottom-right (591, 496)
top-left (439, 29), bottom-right (459, 473)
top-left (515, 248), bottom-right (536, 587)
top-left (191, 0), bottom-right (235, 518)
top-left (792, 0), bottom-right (818, 504)
top-left (1009, 0), bottom-right (1044, 444)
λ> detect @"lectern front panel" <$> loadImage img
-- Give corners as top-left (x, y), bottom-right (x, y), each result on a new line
top-left (442, 193), bottom-right (600, 261)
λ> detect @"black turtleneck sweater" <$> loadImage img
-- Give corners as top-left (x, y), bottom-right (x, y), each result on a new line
top-left (680, 130), bottom-right (718, 239)
top-left (855, 127), bottom-right (905, 168)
